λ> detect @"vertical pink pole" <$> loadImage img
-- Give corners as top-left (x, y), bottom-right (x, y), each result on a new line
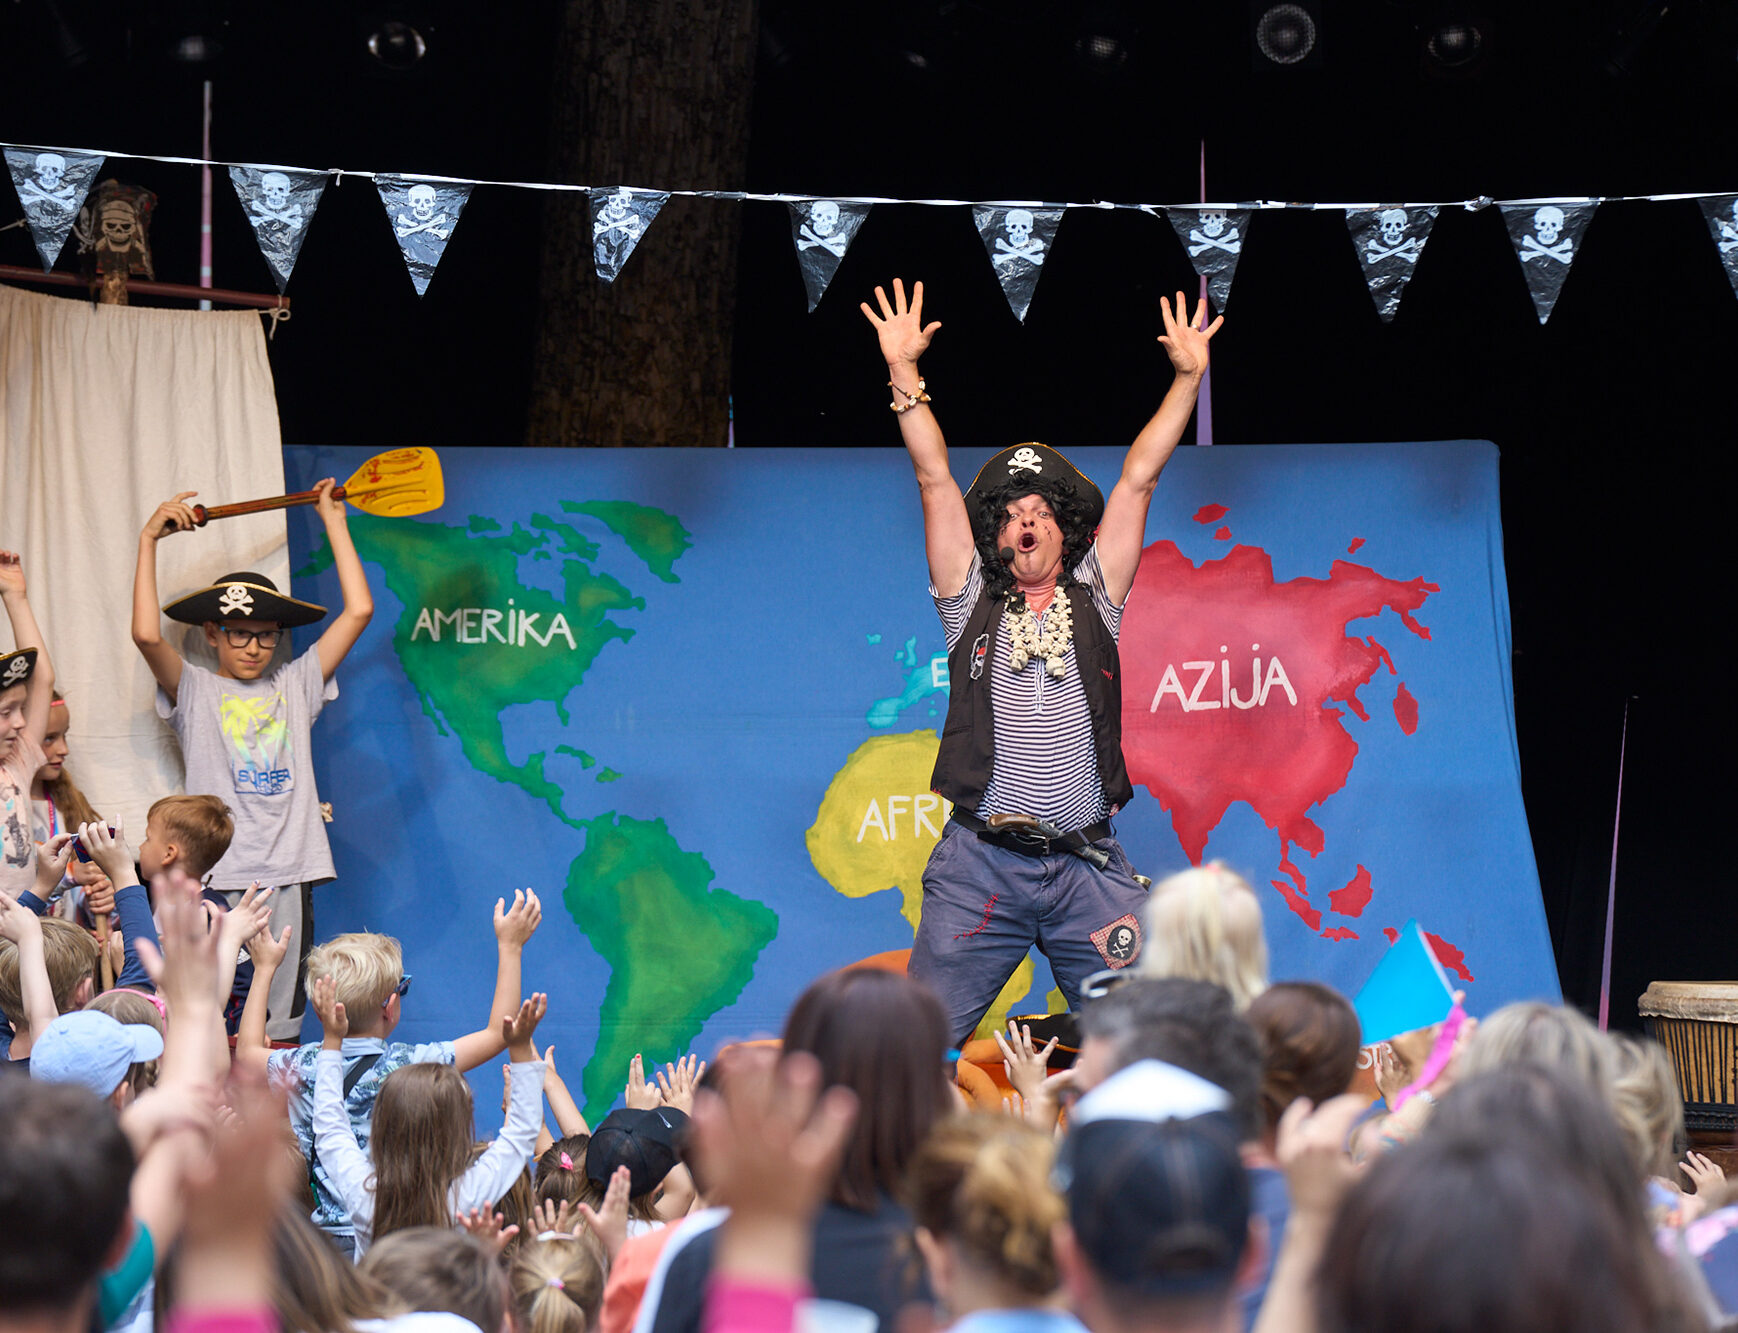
top-left (199, 80), bottom-right (213, 311)
top-left (1195, 139), bottom-right (1213, 447)
top-left (1597, 700), bottom-right (1630, 1030)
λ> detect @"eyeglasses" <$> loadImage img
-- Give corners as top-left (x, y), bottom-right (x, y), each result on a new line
top-left (384, 974), bottom-right (412, 1007)
top-left (220, 628), bottom-right (282, 649)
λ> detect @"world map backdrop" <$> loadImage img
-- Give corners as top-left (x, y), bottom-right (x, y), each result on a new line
top-left (282, 442), bottom-right (1558, 1131)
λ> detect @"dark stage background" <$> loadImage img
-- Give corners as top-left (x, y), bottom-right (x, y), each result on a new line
top-left (3, 0), bottom-right (1734, 1026)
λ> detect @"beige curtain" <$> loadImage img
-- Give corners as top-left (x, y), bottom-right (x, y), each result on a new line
top-left (0, 282), bottom-right (288, 834)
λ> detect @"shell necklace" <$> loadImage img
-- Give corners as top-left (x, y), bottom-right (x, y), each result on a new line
top-left (1006, 587), bottom-right (1073, 678)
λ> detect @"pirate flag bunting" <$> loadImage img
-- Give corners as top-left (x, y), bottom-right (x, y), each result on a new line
top-left (376, 175), bottom-right (473, 297)
top-left (229, 166), bottom-right (328, 292)
top-left (590, 187), bottom-right (667, 284)
top-left (973, 205), bottom-right (1064, 323)
top-left (1698, 195), bottom-right (1738, 300)
top-left (1346, 206), bottom-right (1439, 323)
top-left (1499, 201), bottom-right (1597, 324)
top-left (787, 199), bottom-right (871, 312)
top-left (4, 146), bottom-right (103, 271)
top-left (1165, 206), bottom-right (1252, 313)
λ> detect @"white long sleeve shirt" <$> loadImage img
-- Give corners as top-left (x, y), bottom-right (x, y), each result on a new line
top-left (313, 1047), bottom-right (545, 1255)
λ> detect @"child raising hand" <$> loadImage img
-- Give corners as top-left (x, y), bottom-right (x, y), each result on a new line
top-left (310, 975), bottom-right (549, 1255)
top-left (2, 550), bottom-right (57, 902)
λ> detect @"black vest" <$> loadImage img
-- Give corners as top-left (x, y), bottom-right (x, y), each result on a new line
top-left (930, 583), bottom-right (1136, 818)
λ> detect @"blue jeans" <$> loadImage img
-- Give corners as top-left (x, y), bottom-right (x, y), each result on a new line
top-left (909, 820), bottom-right (1151, 1044)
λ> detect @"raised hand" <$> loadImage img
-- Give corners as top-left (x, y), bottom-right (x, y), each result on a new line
top-left (0, 891), bottom-right (43, 946)
top-left (0, 550), bottom-right (26, 598)
top-left (1274, 1093), bottom-right (1368, 1220)
top-left (142, 492), bottom-right (201, 542)
top-left (455, 1207), bottom-right (520, 1254)
top-left (577, 1163), bottom-right (632, 1261)
top-left (625, 1053), bottom-right (664, 1110)
top-left (501, 992), bottom-right (548, 1056)
top-left (533, 1197), bottom-right (579, 1239)
top-left (494, 888), bottom-right (542, 949)
top-left (860, 279), bottom-right (942, 371)
top-left (691, 1050), bottom-right (858, 1266)
top-left (655, 1053), bottom-right (707, 1115)
top-left (136, 871), bottom-right (221, 1012)
top-left (311, 974), bottom-right (349, 1049)
top-left (1156, 291), bottom-right (1223, 379)
top-left (245, 923), bottom-right (292, 972)
top-left (993, 1020), bottom-right (1059, 1103)
top-left (79, 819), bottom-right (137, 889)
top-left (312, 478), bottom-right (348, 526)
top-left (218, 883), bottom-right (276, 956)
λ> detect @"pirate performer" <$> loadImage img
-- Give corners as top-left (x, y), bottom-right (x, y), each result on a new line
top-left (859, 279), bottom-right (1221, 1042)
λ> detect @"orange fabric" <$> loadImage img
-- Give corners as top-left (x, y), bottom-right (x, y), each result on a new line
top-left (597, 1220), bottom-right (684, 1333)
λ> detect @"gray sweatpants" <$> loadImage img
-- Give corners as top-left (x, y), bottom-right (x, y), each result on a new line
top-left (222, 880), bottom-right (314, 1042)
top-left (908, 820), bottom-right (1151, 1044)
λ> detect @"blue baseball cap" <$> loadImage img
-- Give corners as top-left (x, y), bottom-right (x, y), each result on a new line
top-left (32, 1010), bottom-right (164, 1099)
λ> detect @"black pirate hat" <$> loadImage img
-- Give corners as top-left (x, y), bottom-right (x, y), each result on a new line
top-left (0, 647), bottom-right (37, 691)
top-left (963, 443), bottom-right (1106, 543)
top-left (162, 573), bottom-right (327, 628)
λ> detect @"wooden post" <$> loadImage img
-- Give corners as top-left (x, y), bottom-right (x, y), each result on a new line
top-left (527, 0), bottom-right (759, 447)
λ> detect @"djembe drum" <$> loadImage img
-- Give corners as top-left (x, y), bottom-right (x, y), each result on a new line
top-left (1639, 981), bottom-right (1738, 1133)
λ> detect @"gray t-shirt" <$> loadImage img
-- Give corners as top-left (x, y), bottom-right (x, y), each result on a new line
top-left (157, 648), bottom-right (337, 890)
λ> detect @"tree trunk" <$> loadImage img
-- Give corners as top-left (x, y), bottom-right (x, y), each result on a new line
top-left (527, 0), bottom-right (757, 447)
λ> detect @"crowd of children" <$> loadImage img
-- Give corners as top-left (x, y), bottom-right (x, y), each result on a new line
top-left (7, 511), bottom-right (1738, 1333)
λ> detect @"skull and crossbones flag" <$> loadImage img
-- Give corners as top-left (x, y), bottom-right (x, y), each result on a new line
top-left (1697, 195), bottom-right (1738, 300)
top-left (1498, 201), bottom-right (1597, 324)
top-left (786, 199), bottom-right (871, 312)
top-left (229, 166), bottom-right (329, 293)
top-left (4, 146), bottom-right (104, 271)
top-left (973, 205), bottom-right (1064, 323)
top-left (589, 187), bottom-right (668, 285)
top-left (375, 174), bottom-right (474, 297)
top-left (1164, 206), bottom-right (1253, 313)
top-left (1346, 206), bottom-right (1440, 323)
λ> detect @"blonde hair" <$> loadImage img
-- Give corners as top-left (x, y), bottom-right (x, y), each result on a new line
top-left (361, 1228), bottom-right (506, 1332)
top-left (1458, 1002), bottom-right (1617, 1089)
top-left (0, 919), bottom-right (99, 1027)
top-left (86, 989), bottom-right (165, 1097)
top-left (510, 1238), bottom-right (606, 1333)
top-left (904, 1114), bottom-right (1066, 1297)
top-left (1609, 1033), bottom-right (1684, 1181)
top-left (304, 932), bottom-right (404, 1015)
top-left (1138, 862), bottom-right (1269, 1011)
top-left (147, 794), bottom-right (235, 880)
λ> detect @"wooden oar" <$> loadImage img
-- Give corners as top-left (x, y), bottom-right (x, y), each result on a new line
top-left (192, 447), bottom-right (444, 525)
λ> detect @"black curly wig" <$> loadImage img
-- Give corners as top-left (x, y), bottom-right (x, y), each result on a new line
top-left (973, 475), bottom-right (1099, 602)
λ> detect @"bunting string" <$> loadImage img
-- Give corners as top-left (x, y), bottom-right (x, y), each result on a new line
top-left (5, 138), bottom-right (1737, 316)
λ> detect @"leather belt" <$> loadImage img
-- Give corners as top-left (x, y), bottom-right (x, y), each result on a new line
top-left (951, 810), bottom-right (1113, 868)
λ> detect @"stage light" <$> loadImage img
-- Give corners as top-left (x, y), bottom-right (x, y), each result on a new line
top-left (1425, 20), bottom-right (1482, 66)
top-left (1074, 32), bottom-right (1129, 67)
top-left (368, 20), bottom-right (427, 70)
top-left (1252, 2), bottom-right (1320, 67)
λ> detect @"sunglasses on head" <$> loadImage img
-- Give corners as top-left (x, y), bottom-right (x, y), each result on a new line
top-left (1080, 967), bottom-right (1138, 1001)
top-left (384, 974), bottom-right (412, 1006)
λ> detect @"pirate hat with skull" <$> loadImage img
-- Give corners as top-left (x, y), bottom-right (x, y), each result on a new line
top-left (963, 443), bottom-right (1105, 545)
top-left (0, 647), bottom-right (37, 692)
top-left (162, 572), bottom-right (327, 628)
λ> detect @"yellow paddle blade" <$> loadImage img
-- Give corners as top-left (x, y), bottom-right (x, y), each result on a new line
top-left (341, 447), bottom-right (445, 518)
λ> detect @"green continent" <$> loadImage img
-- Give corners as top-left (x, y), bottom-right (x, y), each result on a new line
top-left (317, 511), bottom-right (647, 825)
top-left (561, 501), bottom-right (692, 583)
top-left (565, 813), bottom-right (779, 1120)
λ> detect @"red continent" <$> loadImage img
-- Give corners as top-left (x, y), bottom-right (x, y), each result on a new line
top-left (1120, 541), bottom-right (1437, 934)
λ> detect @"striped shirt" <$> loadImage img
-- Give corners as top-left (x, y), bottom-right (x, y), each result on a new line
top-left (933, 545), bottom-right (1124, 832)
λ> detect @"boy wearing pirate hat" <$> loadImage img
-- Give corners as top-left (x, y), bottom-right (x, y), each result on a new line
top-left (1, 549), bottom-right (58, 902)
top-left (132, 480), bottom-right (373, 1038)
top-left (860, 279), bottom-right (1222, 1042)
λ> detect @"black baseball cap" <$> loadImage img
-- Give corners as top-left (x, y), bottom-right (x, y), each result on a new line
top-left (584, 1107), bottom-right (689, 1197)
top-left (1055, 1061), bottom-right (1250, 1298)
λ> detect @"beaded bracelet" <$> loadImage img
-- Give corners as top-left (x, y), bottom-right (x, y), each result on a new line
top-left (889, 378), bottom-right (932, 414)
